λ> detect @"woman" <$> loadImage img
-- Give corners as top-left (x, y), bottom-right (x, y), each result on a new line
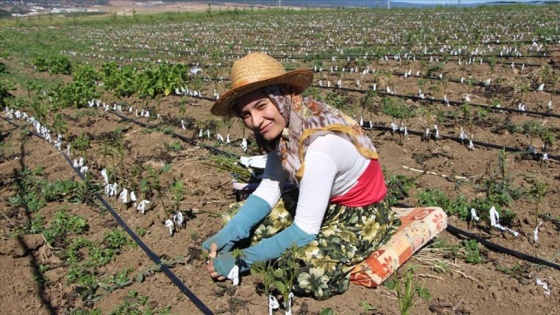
top-left (203, 52), bottom-right (400, 300)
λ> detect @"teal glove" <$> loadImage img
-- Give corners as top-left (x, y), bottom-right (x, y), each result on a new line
top-left (202, 195), bottom-right (271, 253)
top-left (213, 223), bottom-right (316, 276)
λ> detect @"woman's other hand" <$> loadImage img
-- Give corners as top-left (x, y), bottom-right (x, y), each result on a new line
top-left (206, 243), bottom-right (226, 281)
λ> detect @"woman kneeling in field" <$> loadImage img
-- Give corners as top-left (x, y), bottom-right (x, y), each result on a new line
top-left (203, 52), bottom-right (400, 300)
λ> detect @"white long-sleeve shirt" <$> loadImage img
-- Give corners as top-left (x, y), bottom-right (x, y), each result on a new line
top-left (252, 133), bottom-right (371, 235)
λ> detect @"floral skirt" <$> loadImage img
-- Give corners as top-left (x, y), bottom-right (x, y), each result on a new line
top-left (221, 189), bottom-right (401, 300)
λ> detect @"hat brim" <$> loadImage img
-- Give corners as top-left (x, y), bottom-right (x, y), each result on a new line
top-left (210, 69), bottom-right (314, 117)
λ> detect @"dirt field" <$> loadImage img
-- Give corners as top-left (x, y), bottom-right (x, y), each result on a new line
top-left (93, 1), bottom-right (298, 15)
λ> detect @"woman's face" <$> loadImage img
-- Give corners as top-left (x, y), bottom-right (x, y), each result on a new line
top-left (236, 89), bottom-right (287, 141)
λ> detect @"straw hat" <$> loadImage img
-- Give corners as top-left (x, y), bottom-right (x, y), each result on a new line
top-left (210, 52), bottom-right (313, 116)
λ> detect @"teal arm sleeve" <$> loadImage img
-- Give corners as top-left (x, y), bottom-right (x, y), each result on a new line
top-left (213, 223), bottom-right (316, 276)
top-left (202, 195), bottom-right (271, 253)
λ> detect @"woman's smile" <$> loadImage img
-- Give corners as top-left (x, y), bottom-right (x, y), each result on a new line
top-left (259, 121), bottom-right (272, 134)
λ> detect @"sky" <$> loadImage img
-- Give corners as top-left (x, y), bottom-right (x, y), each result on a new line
top-left (406, 0), bottom-right (532, 5)
top-left (396, 0), bottom-right (538, 4)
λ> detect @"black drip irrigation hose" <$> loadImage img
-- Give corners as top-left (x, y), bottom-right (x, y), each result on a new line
top-left (171, 76), bottom-right (559, 118)
top-left (388, 72), bottom-right (558, 95)
top-left (168, 76), bottom-right (559, 119)
top-left (108, 45), bottom-right (551, 61)
top-left (446, 224), bottom-right (560, 271)
top-left (317, 85), bottom-right (560, 119)
top-left (112, 111), bottom-right (237, 159)
top-left (171, 93), bottom-right (219, 102)
top-left (311, 71), bottom-right (553, 94)
top-left (87, 181), bottom-right (214, 315)
top-left (360, 122), bottom-right (560, 162)
top-left (104, 47), bottom-right (551, 63)
top-left (1, 116), bottom-right (215, 315)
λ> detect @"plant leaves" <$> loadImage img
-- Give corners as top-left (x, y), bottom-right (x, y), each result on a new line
top-left (136, 272), bottom-right (144, 283)
top-left (319, 307), bottom-right (335, 315)
top-left (416, 286), bottom-right (431, 302)
top-left (274, 280), bottom-right (285, 293)
top-left (160, 164), bottom-right (171, 174)
top-left (384, 278), bottom-right (397, 290)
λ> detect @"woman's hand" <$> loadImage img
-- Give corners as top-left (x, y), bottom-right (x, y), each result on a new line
top-left (206, 243), bottom-right (226, 281)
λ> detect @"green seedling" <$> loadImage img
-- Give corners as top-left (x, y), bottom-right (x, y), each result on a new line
top-left (73, 131), bottom-right (91, 159)
top-left (319, 308), bottom-right (336, 315)
top-left (169, 179), bottom-right (184, 213)
top-left (42, 209), bottom-right (89, 246)
top-left (164, 141), bottom-right (182, 151)
top-left (462, 239), bottom-right (484, 264)
top-left (251, 260), bottom-right (275, 296)
top-left (383, 171), bottom-right (415, 206)
top-left (98, 267), bottom-right (134, 293)
top-left (485, 150), bottom-right (523, 207)
top-left (51, 112), bottom-right (68, 136)
top-left (385, 266), bottom-right (431, 315)
top-left (359, 301), bottom-right (378, 314)
top-left (139, 164), bottom-right (171, 215)
top-left (104, 229), bottom-right (130, 249)
top-left (108, 290), bottom-right (171, 315)
top-left (529, 181), bottom-right (548, 226)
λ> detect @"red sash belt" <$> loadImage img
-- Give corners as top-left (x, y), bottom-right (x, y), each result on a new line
top-left (329, 159), bottom-right (386, 207)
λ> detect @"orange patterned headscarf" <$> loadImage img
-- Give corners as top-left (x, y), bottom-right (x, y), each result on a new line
top-left (254, 85), bottom-right (379, 184)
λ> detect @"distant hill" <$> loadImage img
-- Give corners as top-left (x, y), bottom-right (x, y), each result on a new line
top-left (2, 0), bottom-right (109, 7)
top-left (173, 0), bottom-right (558, 8)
